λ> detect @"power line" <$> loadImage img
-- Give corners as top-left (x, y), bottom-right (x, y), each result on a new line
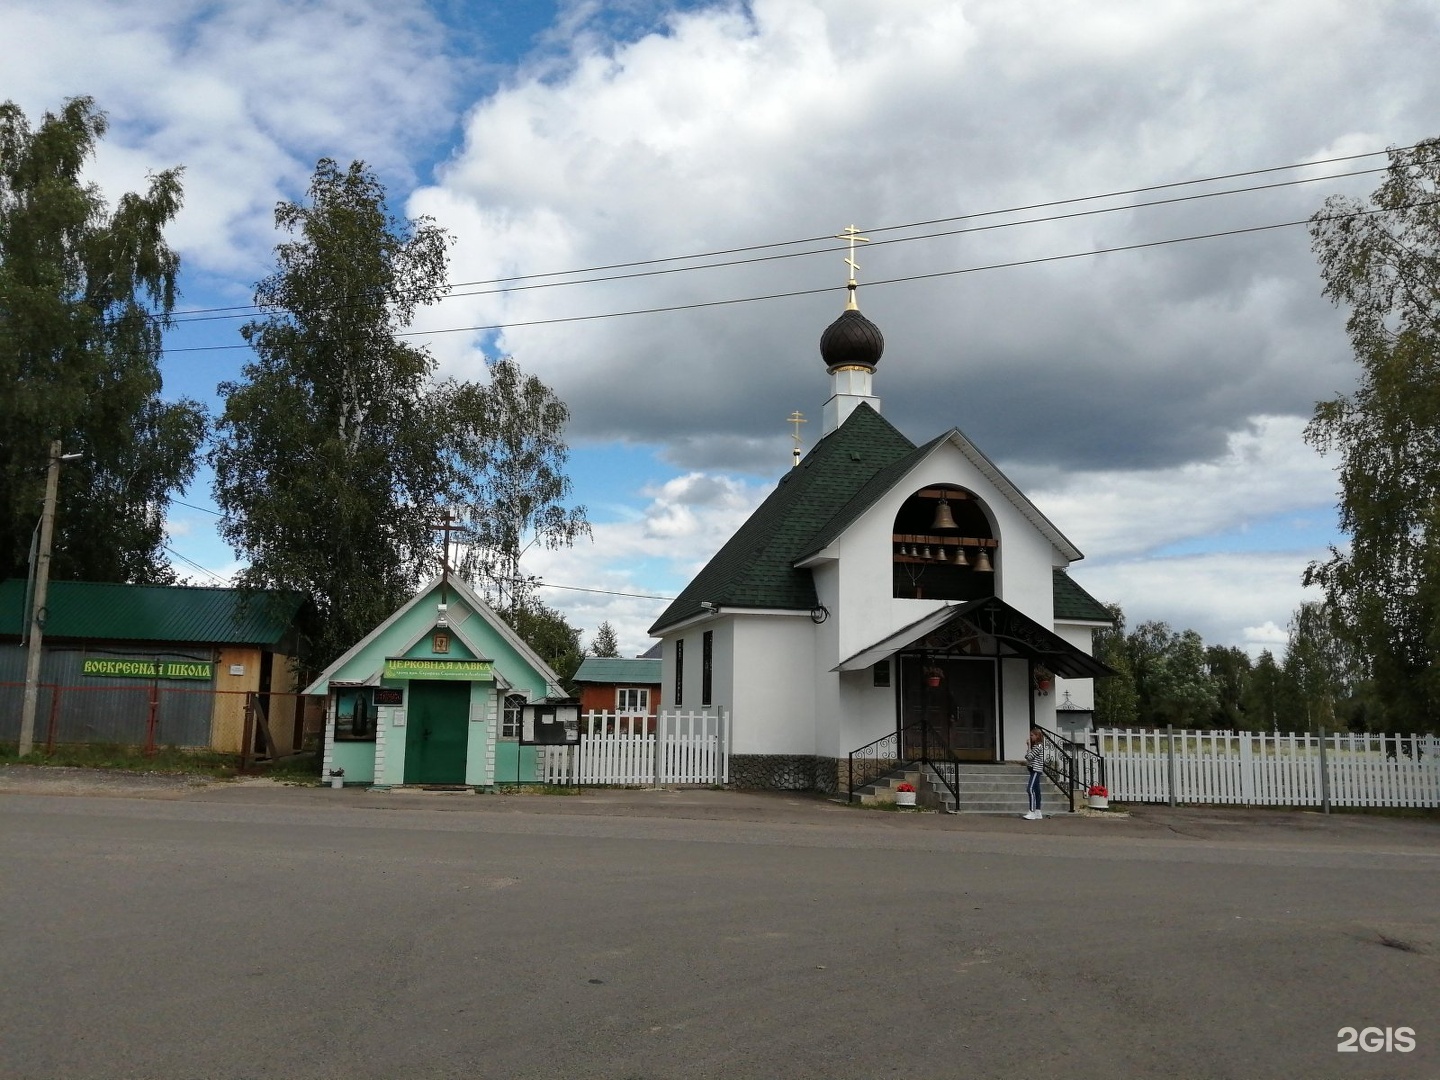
top-left (163, 544), bottom-right (226, 583)
top-left (159, 144), bottom-right (1421, 323)
top-left (533, 581), bottom-right (675, 602)
top-left (172, 498), bottom-right (221, 517)
top-left (165, 199), bottom-right (1433, 355)
top-left (163, 161), bottom-right (1404, 328)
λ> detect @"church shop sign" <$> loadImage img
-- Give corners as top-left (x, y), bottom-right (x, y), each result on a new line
top-left (382, 658), bottom-right (493, 681)
top-left (81, 658), bottom-right (214, 680)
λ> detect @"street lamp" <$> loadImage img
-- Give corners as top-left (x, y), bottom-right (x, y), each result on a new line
top-left (18, 441), bottom-right (82, 758)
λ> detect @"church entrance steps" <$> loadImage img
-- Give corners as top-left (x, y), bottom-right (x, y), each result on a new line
top-left (852, 762), bottom-right (1064, 814)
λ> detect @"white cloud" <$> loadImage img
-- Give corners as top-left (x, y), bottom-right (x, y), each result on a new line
top-left (522, 468), bottom-right (771, 655)
top-left (1242, 620), bottom-right (1289, 652)
top-left (1076, 552), bottom-right (1323, 657)
top-left (411, 0), bottom-right (1434, 477)
top-left (3, 0), bottom-right (462, 278)
top-left (1026, 414), bottom-right (1337, 559)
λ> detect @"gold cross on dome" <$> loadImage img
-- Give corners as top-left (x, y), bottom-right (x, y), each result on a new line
top-left (834, 224), bottom-right (870, 309)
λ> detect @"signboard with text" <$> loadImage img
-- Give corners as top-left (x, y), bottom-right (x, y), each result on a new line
top-left (81, 658), bottom-right (214, 681)
top-left (382, 658), bottom-right (493, 682)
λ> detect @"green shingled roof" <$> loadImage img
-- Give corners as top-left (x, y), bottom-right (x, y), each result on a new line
top-left (797, 431), bottom-right (949, 561)
top-left (647, 405), bottom-right (1116, 635)
top-left (0, 580), bottom-right (303, 645)
top-left (573, 657), bottom-right (662, 684)
top-left (1052, 568), bottom-right (1113, 623)
top-left (649, 404), bottom-right (918, 634)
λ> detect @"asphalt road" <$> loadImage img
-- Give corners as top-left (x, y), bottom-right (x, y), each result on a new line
top-left (1, 774), bottom-right (1436, 1080)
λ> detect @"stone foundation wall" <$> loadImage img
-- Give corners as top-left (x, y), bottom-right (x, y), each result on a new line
top-left (728, 754), bottom-right (843, 793)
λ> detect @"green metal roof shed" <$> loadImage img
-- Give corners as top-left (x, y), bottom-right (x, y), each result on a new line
top-left (573, 657), bottom-right (662, 684)
top-left (0, 580), bottom-right (303, 646)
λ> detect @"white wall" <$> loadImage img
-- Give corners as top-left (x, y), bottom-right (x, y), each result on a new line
top-left (822, 439), bottom-right (1062, 673)
top-left (730, 614), bottom-right (815, 755)
top-left (999, 657), bottom-right (1034, 762)
top-left (830, 666), bottom-right (899, 760)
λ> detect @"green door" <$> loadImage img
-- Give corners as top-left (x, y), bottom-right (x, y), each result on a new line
top-left (404, 680), bottom-right (471, 784)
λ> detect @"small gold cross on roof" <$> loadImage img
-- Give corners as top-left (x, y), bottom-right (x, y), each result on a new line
top-left (788, 411), bottom-right (807, 467)
top-left (788, 410), bottom-right (807, 442)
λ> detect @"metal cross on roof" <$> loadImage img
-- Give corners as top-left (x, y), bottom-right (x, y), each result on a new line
top-left (787, 410), bottom-right (807, 468)
top-left (834, 224), bottom-right (870, 309)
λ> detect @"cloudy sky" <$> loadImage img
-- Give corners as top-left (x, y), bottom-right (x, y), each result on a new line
top-left (6, 0), bottom-right (1438, 656)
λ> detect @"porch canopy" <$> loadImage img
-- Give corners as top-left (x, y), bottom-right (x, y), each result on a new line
top-left (834, 596), bottom-right (1115, 680)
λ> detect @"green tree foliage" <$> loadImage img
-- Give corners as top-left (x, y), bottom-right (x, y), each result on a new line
top-left (1092, 603), bottom-right (1139, 727)
top-left (508, 599), bottom-right (584, 685)
top-left (213, 159), bottom-right (466, 671)
top-left (1243, 650), bottom-right (1285, 733)
top-left (1144, 627), bottom-right (1218, 728)
top-left (0, 97), bottom-right (205, 582)
top-left (1204, 645), bottom-right (1252, 729)
top-left (1304, 139), bottom-right (1440, 732)
top-left (213, 159), bottom-right (588, 675)
top-left (589, 620), bottom-right (620, 658)
top-left (1125, 619), bottom-right (1173, 722)
top-left (1282, 600), bottom-right (1350, 732)
top-left (454, 356), bottom-right (589, 611)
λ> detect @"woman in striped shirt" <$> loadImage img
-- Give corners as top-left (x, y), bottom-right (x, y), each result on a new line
top-left (1023, 726), bottom-right (1045, 820)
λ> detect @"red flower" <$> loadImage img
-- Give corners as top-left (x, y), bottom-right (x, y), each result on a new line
top-left (896, 782), bottom-right (916, 793)
top-left (1087, 785), bottom-right (1108, 797)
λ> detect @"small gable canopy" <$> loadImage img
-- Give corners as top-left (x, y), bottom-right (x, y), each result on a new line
top-left (834, 596), bottom-right (1115, 681)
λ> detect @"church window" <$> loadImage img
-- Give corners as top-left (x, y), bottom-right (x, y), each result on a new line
top-left (501, 693), bottom-right (524, 738)
top-left (702, 630), bottom-right (713, 706)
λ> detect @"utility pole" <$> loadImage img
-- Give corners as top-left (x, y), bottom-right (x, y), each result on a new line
top-left (19, 441), bottom-right (79, 757)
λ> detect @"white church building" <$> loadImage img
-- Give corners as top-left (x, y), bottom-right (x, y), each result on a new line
top-left (648, 275), bottom-right (1113, 792)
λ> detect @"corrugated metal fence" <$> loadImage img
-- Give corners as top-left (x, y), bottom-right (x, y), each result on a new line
top-left (541, 710), bottom-right (729, 786)
top-left (1096, 728), bottom-right (1440, 809)
top-left (0, 681), bottom-right (311, 757)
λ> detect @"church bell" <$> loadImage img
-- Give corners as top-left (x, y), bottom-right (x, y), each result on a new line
top-left (930, 496), bottom-right (958, 531)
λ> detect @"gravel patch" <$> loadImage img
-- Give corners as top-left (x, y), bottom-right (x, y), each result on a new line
top-left (0, 764), bottom-right (226, 798)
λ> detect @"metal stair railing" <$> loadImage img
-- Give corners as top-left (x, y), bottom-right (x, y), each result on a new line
top-left (1038, 727), bottom-right (1106, 809)
top-left (846, 720), bottom-right (964, 808)
top-left (915, 718), bottom-right (963, 809)
top-left (847, 724), bottom-right (912, 802)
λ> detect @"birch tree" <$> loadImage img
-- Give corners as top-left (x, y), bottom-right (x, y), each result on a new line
top-left (0, 97), bottom-right (205, 582)
top-left (212, 159), bottom-right (461, 670)
top-left (1305, 138), bottom-right (1440, 732)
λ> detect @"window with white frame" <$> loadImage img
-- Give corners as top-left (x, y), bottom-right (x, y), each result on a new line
top-left (616, 687), bottom-right (650, 714)
top-left (502, 693), bottom-right (525, 738)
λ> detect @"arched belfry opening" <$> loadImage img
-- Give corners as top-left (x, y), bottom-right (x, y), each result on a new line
top-left (891, 486), bottom-right (997, 601)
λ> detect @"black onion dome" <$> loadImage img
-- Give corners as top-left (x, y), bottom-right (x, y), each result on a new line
top-left (819, 308), bottom-right (885, 370)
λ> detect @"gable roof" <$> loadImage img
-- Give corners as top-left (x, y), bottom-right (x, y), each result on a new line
top-left (0, 579), bottom-right (301, 646)
top-left (1052, 568), bottom-right (1113, 623)
top-left (649, 404), bottom-right (917, 634)
top-left (797, 427), bottom-right (1083, 564)
top-left (303, 574), bottom-right (564, 697)
top-left (574, 657), bottom-right (662, 684)
top-left (833, 595), bottom-right (1116, 680)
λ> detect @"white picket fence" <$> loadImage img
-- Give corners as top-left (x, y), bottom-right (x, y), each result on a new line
top-left (541, 710), bottom-right (729, 786)
top-left (1095, 728), bottom-right (1440, 808)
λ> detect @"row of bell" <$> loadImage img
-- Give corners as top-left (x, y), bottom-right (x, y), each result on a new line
top-left (896, 543), bottom-right (993, 572)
